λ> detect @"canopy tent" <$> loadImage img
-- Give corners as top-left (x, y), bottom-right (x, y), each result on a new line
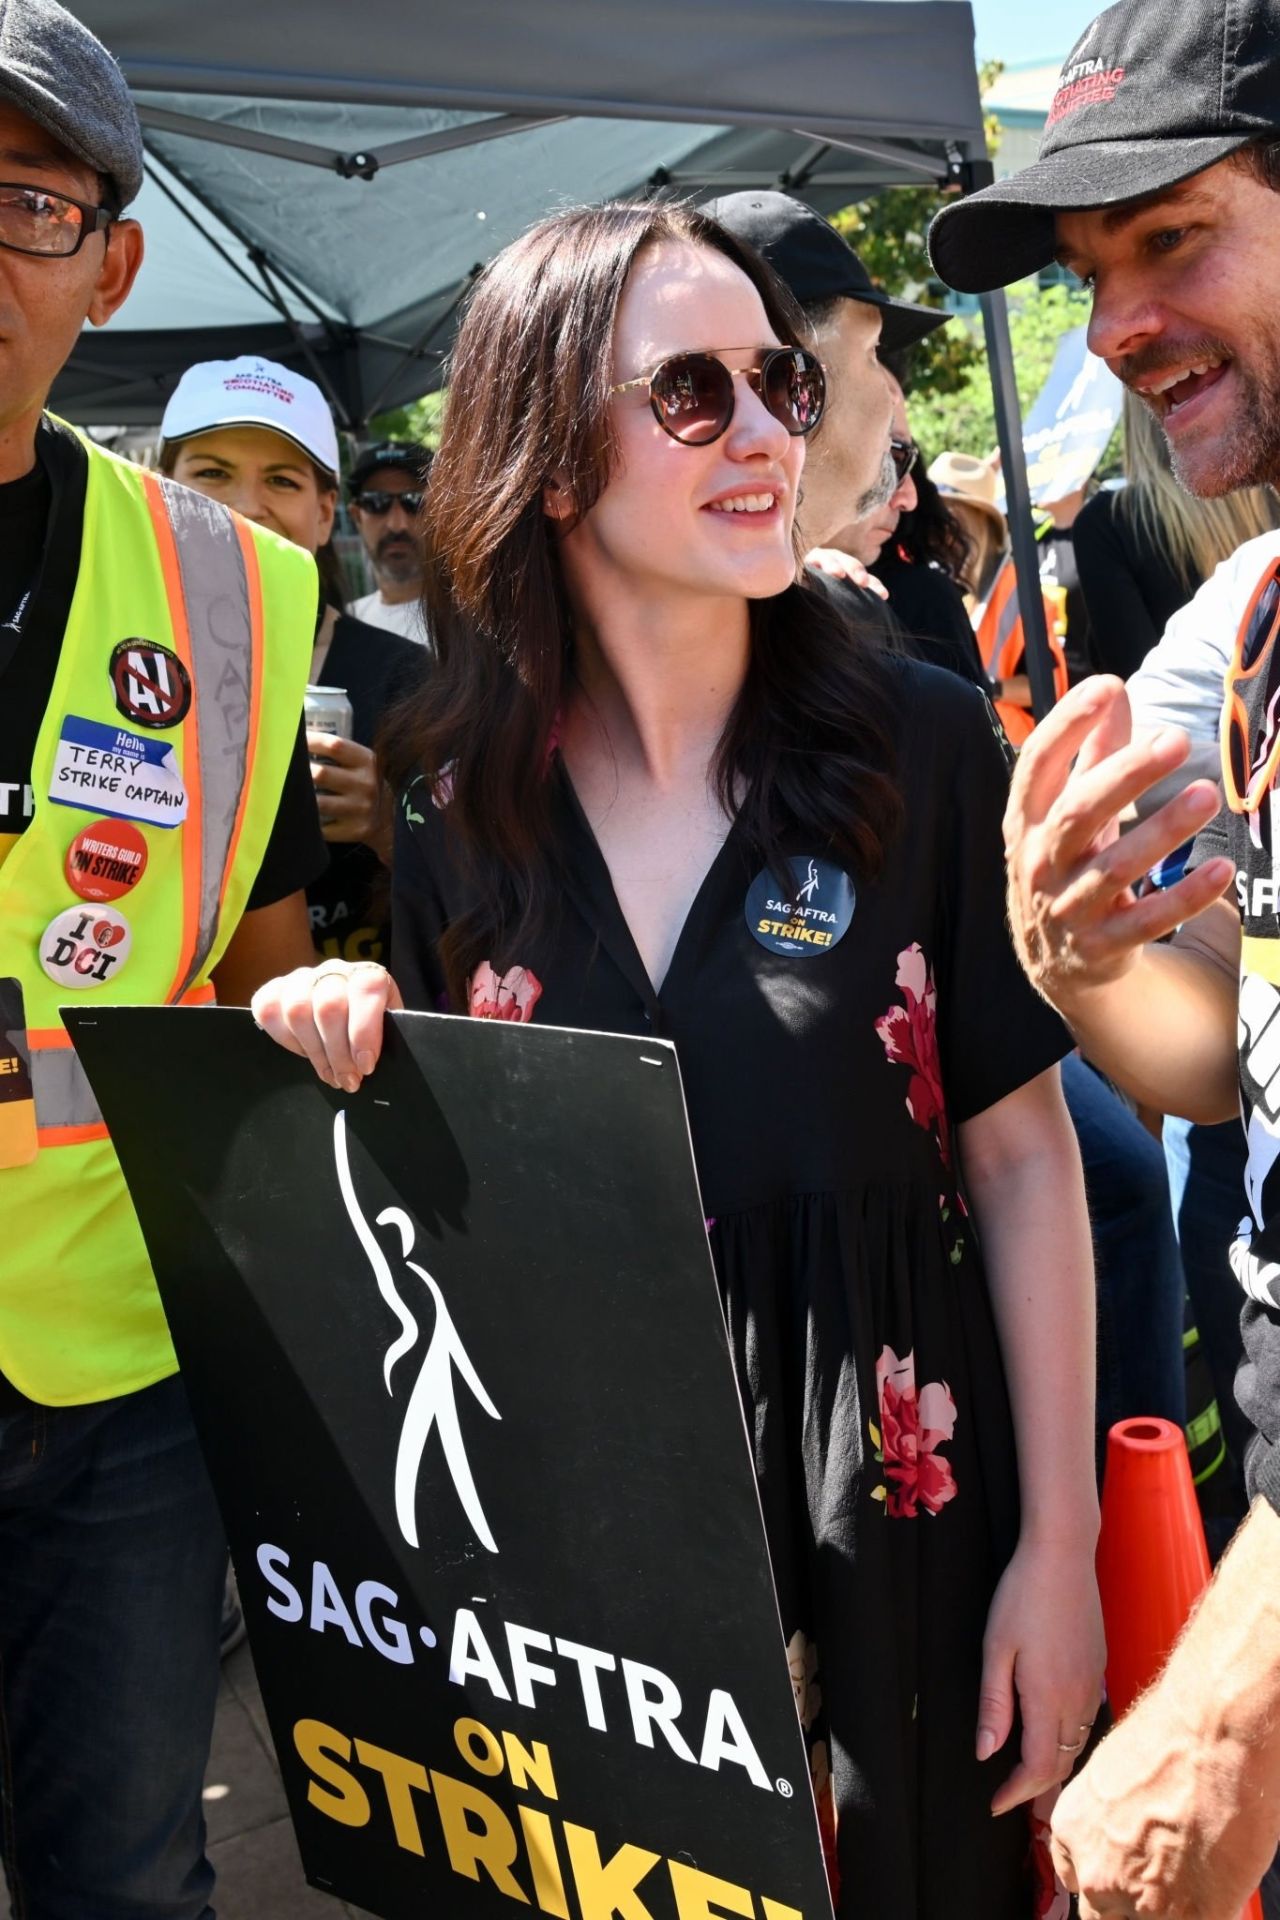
top-left (57, 0), bottom-right (1056, 715)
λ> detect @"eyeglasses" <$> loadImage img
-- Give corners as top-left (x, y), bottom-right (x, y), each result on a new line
top-left (610, 346), bottom-right (825, 445)
top-left (1221, 560), bottom-right (1280, 813)
top-left (890, 436), bottom-right (919, 483)
top-left (353, 489), bottom-right (425, 516)
top-left (0, 182), bottom-right (114, 258)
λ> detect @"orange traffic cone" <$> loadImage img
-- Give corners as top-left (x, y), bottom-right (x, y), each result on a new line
top-left (1096, 1417), bottom-right (1262, 1920)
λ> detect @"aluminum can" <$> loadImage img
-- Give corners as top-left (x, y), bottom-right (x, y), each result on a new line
top-left (303, 684), bottom-right (354, 741)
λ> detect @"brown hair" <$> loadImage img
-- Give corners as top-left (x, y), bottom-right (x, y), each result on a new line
top-left (384, 199), bottom-right (903, 1005)
top-left (1229, 136), bottom-right (1280, 194)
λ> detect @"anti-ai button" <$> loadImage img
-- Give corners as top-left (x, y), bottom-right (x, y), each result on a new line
top-left (745, 856), bottom-right (855, 957)
top-left (39, 904), bottom-right (132, 990)
top-left (109, 639), bottom-right (191, 729)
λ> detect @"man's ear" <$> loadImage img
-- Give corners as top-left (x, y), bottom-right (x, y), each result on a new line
top-left (542, 475), bottom-right (575, 523)
top-left (86, 218), bottom-right (144, 327)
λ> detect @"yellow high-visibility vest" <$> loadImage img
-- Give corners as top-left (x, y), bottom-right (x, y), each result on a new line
top-left (0, 423), bottom-right (315, 1404)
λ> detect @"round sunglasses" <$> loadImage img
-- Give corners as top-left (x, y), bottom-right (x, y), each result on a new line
top-left (610, 346), bottom-right (825, 445)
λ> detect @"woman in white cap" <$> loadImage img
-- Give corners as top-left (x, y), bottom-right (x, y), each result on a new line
top-left (159, 357), bottom-right (427, 965)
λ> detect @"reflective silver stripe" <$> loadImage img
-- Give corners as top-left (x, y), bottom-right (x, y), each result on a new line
top-left (154, 475), bottom-right (255, 998)
top-left (981, 560), bottom-right (1022, 674)
top-left (31, 1045), bottom-right (102, 1132)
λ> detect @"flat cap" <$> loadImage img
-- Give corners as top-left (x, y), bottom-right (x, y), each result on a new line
top-left (0, 0), bottom-right (143, 208)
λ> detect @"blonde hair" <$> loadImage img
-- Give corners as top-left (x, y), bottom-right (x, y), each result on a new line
top-left (1118, 391), bottom-right (1280, 587)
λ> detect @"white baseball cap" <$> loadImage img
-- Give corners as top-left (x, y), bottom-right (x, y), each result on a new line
top-left (159, 356), bottom-right (340, 479)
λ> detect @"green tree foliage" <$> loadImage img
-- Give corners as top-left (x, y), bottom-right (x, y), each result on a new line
top-left (826, 60), bottom-right (1006, 420)
top-left (908, 283), bottom-right (1094, 459)
top-left (369, 389), bottom-right (446, 449)
top-left (827, 60), bottom-right (1097, 461)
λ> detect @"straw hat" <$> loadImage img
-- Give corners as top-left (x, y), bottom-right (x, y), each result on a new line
top-left (927, 451), bottom-right (1007, 533)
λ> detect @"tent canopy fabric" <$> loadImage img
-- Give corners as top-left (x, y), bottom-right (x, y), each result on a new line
top-left (58, 0), bottom-right (989, 426)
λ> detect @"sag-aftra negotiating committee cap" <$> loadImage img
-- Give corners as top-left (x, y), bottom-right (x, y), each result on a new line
top-left (928, 0), bottom-right (1280, 294)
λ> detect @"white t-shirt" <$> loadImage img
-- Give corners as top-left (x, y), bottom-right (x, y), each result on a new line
top-left (1127, 528), bottom-right (1280, 786)
top-left (348, 590), bottom-right (430, 648)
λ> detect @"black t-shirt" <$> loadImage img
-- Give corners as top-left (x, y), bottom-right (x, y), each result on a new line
top-left (870, 550), bottom-right (989, 689)
top-left (308, 613), bottom-right (428, 963)
top-left (1073, 487), bottom-right (1201, 680)
top-left (0, 417), bottom-right (325, 907)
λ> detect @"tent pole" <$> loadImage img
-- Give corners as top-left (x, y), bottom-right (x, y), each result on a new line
top-left (141, 161), bottom-right (284, 312)
top-left (360, 278), bottom-right (475, 422)
top-left (250, 252), bottom-right (357, 428)
top-left (980, 287), bottom-right (1055, 720)
top-left (143, 156), bottom-right (356, 426)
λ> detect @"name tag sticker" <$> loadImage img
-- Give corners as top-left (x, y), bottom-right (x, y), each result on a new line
top-left (47, 715), bottom-right (187, 829)
top-left (0, 977), bottom-right (38, 1168)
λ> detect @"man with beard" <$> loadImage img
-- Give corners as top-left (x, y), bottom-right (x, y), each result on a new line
top-left (709, 190), bottom-right (946, 557)
top-left (347, 439), bottom-right (431, 645)
top-left (928, 1), bottom-right (1280, 1911)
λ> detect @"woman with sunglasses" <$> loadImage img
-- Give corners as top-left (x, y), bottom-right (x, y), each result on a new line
top-left (251, 202), bottom-right (1102, 1918)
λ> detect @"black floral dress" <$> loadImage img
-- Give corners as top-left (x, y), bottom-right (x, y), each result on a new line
top-left (390, 660), bottom-right (1072, 1918)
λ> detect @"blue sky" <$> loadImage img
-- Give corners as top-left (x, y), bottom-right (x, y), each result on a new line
top-left (970, 0), bottom-right (1099, 67)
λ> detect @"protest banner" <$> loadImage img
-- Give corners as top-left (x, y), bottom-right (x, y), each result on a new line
top-left (997, 322), bottom-right (1123, 509)
top-left (67, 1006), bottom-right (834, 1920)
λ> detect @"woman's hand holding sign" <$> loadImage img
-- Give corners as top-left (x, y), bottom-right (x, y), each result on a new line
top-left (251, 960), bottom-right (402, 1093)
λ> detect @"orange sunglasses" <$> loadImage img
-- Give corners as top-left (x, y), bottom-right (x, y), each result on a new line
top-left (1221, 559), bottom-right (1280, 814)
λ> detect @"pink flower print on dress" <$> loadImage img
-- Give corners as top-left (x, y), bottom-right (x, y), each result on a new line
top-left (468, 963), bottom-right (543, 1022)
top-left (871, 1346), bottom-right (958, 1518)
top-left (785, 1630), bottom-right (822, 1733)
top-left (874, 943), bottom-right (951, 1170)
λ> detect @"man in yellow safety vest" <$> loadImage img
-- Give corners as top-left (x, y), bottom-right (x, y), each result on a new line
top-left (0, 3), bottom-right (326, 1913)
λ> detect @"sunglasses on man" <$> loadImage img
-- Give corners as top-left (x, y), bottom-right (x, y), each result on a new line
top-left (0, 182), bottom-right (114, 258)
top-left (353, 490), bottom-right (427, 516)
top-left (890, 436), bottom-right (919, 484)
top-left (610, 346), bottom-right (825, 445)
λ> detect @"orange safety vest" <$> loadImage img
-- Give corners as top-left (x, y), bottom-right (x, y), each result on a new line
top-left (975, 559), bottom-right (1069, 746)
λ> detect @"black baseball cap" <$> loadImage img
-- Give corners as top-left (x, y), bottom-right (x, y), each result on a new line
top-left (348, 440), bottom-right (432, 495)
top-left (928, 0), bottom-right (1280, 294)
top-left (707, 190), bottom-right (948, 350)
